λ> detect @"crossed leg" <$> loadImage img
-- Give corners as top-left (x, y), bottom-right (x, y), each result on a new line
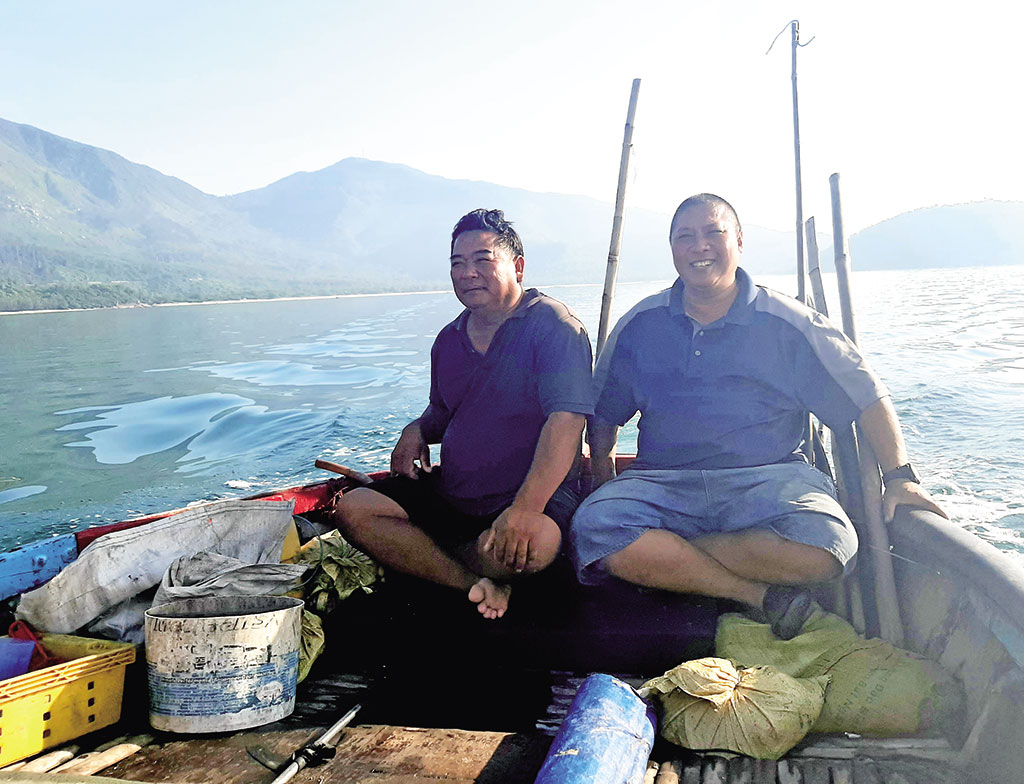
top-left (334, 487), bottom-right (562, 619)
top-left (603, 526), bottom-right (842, 610)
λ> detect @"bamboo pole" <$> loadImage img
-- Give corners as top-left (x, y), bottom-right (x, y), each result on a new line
top-left (596, 78), bottom-right (641, 358)
top-left (805, 216), bottom-right (828, 317)
top-left (804, 215), bottom-right (865, 631)
top-left (829, 173), bottom-right (904, 646)
top-left (790, 21), bottom-right (807, 304)
top-left (829, 174), bottom-right (858, 342)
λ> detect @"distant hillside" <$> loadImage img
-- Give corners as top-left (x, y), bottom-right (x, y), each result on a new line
top-left (0, 116), bottom-right (1019, 312)
top-left (223, 157), bottom-right (799, 285)
top-left (849, 201), bottom-right (1024, 269)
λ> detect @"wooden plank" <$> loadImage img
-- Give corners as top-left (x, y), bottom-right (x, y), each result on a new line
top-left (105, 728), bottom-right (312, 783)
top-left (802, 759), bottom-right (830, 784)
top-left (0, 534), bottom-right (77, 599)
top-left (777, 758), bottom-right (803, 784)
top-left (681, 761), bottom-right (701, 784)
top-left (727, 756), bottom-right (753, 784)
top-left (701, 757), bottom-right (727, 784)
top-left (752, 759), bottom-right (776, 784)
top-left (332, 725), bottom-right (549, 782)
top-left (105, 725), bottom-right (550, 783)
top-left (852, 758), bottom-right (882, 784)
top-left (958, 671), bottom-right (1024, 779)
top-left (790, 736), bottom-right (956, 763)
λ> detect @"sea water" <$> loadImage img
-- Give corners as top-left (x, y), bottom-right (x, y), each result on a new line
top-left (2, 266), bottom-right (1022, 559)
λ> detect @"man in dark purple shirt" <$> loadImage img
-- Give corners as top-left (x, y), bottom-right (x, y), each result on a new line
top-left (333, 209), bottom-right (593, 619)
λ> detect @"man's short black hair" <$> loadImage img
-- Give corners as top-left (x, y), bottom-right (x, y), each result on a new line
top-left (669, 193), bottom-right (742, 240)
top-left (451, 208), bottom-right (524, 258)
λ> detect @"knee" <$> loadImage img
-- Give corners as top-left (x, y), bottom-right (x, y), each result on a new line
top-left (804, 549), bottom-right (844, 583)
top-left (332, 488), bottom-right (382, 538)
top-left (476, 520), bottom-right (562, 575)
top-left (522, 524), bottom-right (562, 574)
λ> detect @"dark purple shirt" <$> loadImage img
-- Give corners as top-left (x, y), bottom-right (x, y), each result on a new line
top-left (419, 288), bottom-right (594, 515)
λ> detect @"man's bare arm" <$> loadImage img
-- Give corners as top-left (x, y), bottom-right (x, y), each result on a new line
top-left (588, 420), bottom-right (619, 489)
top-left (486, 411), bottom-right (586, 571)
top-left (857, 397), bottom-right (948, 522)
top-left (390, 419), bottom-right (432, 478)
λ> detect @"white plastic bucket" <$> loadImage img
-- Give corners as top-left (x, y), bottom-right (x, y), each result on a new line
top-left (144, 595), bottom-right (303, 733)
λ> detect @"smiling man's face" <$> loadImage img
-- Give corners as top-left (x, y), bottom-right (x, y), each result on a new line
top-left (670, 202), bottom-right (742, 294)
top-left (450, 230), bottom-right (524, 313)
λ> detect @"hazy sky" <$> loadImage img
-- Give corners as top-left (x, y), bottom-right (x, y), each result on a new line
top-left (1, 1), bottom-right (1020, 233)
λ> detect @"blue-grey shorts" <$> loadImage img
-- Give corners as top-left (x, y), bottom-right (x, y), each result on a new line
top-left (569, 462), bottom-right (858, 585)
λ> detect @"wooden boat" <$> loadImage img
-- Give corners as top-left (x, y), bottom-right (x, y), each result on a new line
top-left (1, 452), bottom-right (1023, 783)
top-left (1, 80), bottom-right (1016, 784)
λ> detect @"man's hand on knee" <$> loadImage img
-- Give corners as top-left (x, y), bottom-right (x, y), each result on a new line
top-left (483, 507), bottom-right (561, 574)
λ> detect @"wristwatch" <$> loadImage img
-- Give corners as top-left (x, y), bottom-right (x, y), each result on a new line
top-left (881, 463), bottom-right (920, 487)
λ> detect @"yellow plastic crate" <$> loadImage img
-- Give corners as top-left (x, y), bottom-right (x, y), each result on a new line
top-left (0, 634), bottom-right (136, 765)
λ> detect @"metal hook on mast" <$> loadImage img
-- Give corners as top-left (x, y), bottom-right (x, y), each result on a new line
top-left (766, 20), bottom-right (815, 55)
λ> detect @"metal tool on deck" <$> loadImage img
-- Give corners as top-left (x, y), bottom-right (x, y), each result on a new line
top-left (269, 703), bottom-right (362, 784)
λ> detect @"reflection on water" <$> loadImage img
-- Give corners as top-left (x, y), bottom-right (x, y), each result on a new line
top-left (56, 393), bottom-right (255, 464)
top-left (191, 360), bottom-right (410, 388)
top-left (1, 269), bottom-right (1022, 559)
top-left (0, 486), bottom-right (47, 505)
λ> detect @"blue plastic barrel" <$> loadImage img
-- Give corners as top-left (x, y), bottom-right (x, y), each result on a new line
top-left (534, 673), bottom-right (657, 784)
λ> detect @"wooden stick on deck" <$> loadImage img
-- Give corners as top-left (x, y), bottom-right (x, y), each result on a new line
top-left (830, 172), bottom-right (904, 646)
top-left (596, 78), bottom-right (641, 358)
top-left (51, 735), bottom-right (153, 775)
top-left (315, 459), bottom-right (372, 485)
top-left (15, 745), bottom-right (79, 772)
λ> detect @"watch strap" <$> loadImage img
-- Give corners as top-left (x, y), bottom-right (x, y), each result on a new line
top-left (881, 463), bottom-right (920, 486)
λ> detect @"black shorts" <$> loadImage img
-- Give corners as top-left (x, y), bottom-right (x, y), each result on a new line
top-left (366, 470), bottom-right (583, 551)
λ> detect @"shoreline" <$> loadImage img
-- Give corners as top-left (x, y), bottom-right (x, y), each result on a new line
top-left (0, 281), bottom-right (607, 317)
top-left (0, 289), bottom-right (452, 317)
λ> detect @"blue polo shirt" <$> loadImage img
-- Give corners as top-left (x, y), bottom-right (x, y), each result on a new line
top-left (420, 288), bottom-right (594, 515)
top-left (594, 268), bottom-right (888, 470)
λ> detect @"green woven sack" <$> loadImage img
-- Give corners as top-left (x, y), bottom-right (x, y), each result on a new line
top-left (716, 607), bottom-right (963, 735)
top-left (641, 657), bottom-right (828, 760)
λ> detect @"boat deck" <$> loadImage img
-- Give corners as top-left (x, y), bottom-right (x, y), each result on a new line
top-left (73, 658), bottom-right (963, 784)
top-left (95, 717), bottom-right (961, 784)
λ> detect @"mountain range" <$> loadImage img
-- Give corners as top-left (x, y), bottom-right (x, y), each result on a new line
top-left (0, 116), bottom-right (1020, 312)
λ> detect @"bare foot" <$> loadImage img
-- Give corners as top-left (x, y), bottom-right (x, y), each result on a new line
top-left (467, 577), bottom-right (511, 620)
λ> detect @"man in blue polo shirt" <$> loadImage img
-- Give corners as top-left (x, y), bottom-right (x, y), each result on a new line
top-left (570, 193), bottom-right (946, 639)
top-left (334, 209), bottom-right (593, 620)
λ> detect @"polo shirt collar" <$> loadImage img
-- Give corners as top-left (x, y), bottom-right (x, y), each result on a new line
top-left (668, 268), bottom-right (756, 326)
top-left (455, 287), bottom-right (537, 331)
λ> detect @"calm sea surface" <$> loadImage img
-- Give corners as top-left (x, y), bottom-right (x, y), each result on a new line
top-left (2, 266), bottom-right (1023, 561)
